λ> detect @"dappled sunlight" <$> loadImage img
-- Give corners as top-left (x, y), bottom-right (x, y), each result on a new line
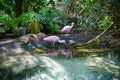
top-left (1, 52), bottom-right (40, 74)
top-left (85, 52), bottom-right (120, 79)
top-left (11, 48), bottom-right (25, 54)
top-left (0, 39), bottom-right (15, 45)
top-left (0, 52), bottom-right (70, 80)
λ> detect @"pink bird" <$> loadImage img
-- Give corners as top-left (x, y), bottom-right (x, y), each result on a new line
top-left (43, 36), bottom-right (66, 47)
top-left (61, 22), bottom-right (75, 33)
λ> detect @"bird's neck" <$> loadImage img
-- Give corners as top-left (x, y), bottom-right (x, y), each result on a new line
top-left (71, 23), bottom-right (74, 28)
top-left (58, 40), bottom-right (63, 43)
top-left (58, 40), bottom-right (66, 44)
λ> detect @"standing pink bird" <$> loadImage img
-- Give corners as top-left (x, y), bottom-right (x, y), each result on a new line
top-left (61, 22), bottom-right (75, 33)
top-left (43, 36), bottom-right (66, 47)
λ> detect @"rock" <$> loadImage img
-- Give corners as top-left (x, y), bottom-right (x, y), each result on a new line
top-left (0, 52), bottom-right (39, 74)
top-left (36, 32), bottom-right (47, 39)
top-left (69, 39), bottom-right (75, 45)
top-left (17, 33), bottom-right (46, 50)
top-left (18, 33), bottom-right (46, 45)
top-left (18, 27), bottom-right (26, 36)
top-left (0, 52), bottom-right (70, 80)
top-left (18, 35), bottom-right (30, 45)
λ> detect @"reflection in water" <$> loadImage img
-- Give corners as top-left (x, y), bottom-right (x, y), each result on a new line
top-left (60, 49), bottom-right (73, 58)
top-left (45, 49), bottom-right (59, 56)
top-left (45, 48), bottom-right (73, 58)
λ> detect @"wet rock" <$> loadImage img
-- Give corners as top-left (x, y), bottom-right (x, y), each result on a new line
top-left (18, 33), bottom-right (46, 45)
top-left (0, 33), bottom-right (46, 54)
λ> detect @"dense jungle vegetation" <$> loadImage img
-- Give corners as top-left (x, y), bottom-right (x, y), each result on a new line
top-left (0, 0), bottom-right (119, 36)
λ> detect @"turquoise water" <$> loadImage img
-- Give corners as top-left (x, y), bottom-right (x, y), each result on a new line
top-left (6, 49), bottom-right (120, 80)
top-left (0, 50), bottom-right (120, 80)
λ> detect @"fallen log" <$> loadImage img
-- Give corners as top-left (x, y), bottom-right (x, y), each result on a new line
top-left (72, 22), bottom-right (114, 48)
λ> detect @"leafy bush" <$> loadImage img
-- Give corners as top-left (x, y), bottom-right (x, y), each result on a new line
top-left (0, 28), bottom-right (6, 33)
top-left (0, 0), bottom-right (64, 34)
top-left (38, 6), bottom-right (61, 33)
top-left (0, 11), bottom-right (18, 35)
top-left (61, 0), bottom-right (112, 31)
top-left (19, 11), bottom-right (35, 26)
top-left (47, 23), bottom-right (60, 34)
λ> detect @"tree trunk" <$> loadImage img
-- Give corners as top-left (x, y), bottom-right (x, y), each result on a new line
top-left (15, 0), bottom-right (23, 17)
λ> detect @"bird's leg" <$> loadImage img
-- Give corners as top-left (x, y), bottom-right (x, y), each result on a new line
top-left (51, 42), bottom-right (55, 47)
top-left (51, 42), bottom-right (53, 47)
top-left (67, 31), bottom-right (70, 34)
top-left (52, 42), bottom-right (55, 47)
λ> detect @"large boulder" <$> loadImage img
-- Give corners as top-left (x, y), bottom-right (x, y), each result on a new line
top-left (18, 27), bottom-right (27, 36)
top-left (0, 52), bottom-right (70, 80)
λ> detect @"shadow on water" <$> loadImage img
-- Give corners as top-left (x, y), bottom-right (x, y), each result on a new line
top-left (0, 45), bottom-right (120, 80)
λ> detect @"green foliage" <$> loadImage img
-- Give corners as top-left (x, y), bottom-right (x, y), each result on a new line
top-left (23, 0), bottom-right (55, 12)
top-left (47, 23), bottom-right (60, 34)
top-left (22, 0), bottom-right (59, 34)
top-left (98, 16), bottom-right (110, 30)
top-left (0, 0), bottom-right (14, 15)
top-left (0, 11), bottom-right (18, 35)
top-left (0, 28), bottom-right (6, 33)
top-left (0, 0), bottom-right (116, 35)
top-left (62, 0), bottom-right (112, 31)
top-left (19, 11), bottom-right (35, 26)
top-left (38, 6), bottom-right (60, 33)
top-left (0, 0), bottom-right (64, 34)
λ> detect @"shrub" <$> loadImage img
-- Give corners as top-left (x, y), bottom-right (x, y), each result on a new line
top-left (0, 11), bottom-right (19, 35)
top-left (26, 20), bottom-right (41, 34)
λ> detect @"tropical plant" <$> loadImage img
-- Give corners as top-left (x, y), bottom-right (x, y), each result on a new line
top-left (37, 6), bottom-right (60, 33)
top-left (61, 0), bottom-right (112, 31)
top-left (47, 23), bottom-right (60, 34)
top-left (0, 11), bottom-right (19, 35)
top-left (0, 28), bottom-right (6, 33)
top-left (19, 11), bottom-right (35, 26)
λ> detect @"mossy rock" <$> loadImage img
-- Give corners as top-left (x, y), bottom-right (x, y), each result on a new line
top-left (26, 21), bottom-right (42, 34)
top-left (33, 48), bottom-right (45, 54)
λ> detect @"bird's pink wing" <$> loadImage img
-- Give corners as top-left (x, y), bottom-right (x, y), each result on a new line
top-left (61, 26), bottom-right (71, 32)
top-left (44, 36), bottom-right (59, 42)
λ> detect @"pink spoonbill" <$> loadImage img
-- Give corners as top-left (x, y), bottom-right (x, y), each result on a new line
top-left (61, 22), bottom-right (75, 33)
top-left (43, 36), bottom-right (66, 47)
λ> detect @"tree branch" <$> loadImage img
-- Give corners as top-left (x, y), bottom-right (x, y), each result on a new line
top-left (72, 22), bottom-right (114, 47)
